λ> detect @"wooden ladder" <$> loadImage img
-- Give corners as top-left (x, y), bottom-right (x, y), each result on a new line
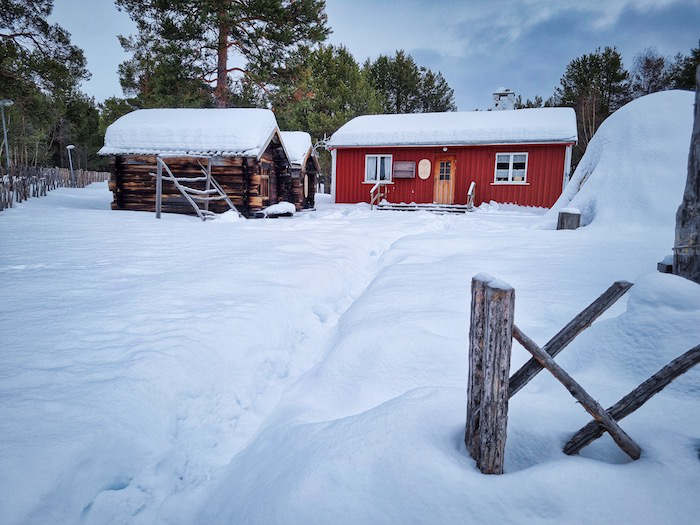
top-left (151, 156), bottom-right (241, 221)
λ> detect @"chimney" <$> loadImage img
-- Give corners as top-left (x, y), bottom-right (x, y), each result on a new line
top-left (492, 87), bottom-right (515, 111)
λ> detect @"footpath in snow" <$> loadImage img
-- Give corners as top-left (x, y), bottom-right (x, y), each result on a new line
top-left (1, 91), bottom-right (699, 525)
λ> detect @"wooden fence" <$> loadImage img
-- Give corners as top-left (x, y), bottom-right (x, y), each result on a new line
top-left (0, 166), bottom-right (110, 211)
top-left (465, 274), bottom-right (700, 474)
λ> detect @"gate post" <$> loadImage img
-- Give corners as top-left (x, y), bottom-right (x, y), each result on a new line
top-left (465, 274), bottom-right (514, 474)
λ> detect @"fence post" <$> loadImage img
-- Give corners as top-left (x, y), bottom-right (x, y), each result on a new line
top-left (466, 274), bottom-right (514, 474)
top-left (155, 157), bottom-right (162, 219)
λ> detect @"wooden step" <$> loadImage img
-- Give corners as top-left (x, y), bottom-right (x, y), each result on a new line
top-left (376, 203), bottom-right (473, 214)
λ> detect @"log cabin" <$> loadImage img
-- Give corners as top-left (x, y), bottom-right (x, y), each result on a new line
top-left (280, 131), bottom-right (320, 210)
top-left (98, 108), bottom-right (314, 218)
top-left (328, 107), bottom-right (578, 210)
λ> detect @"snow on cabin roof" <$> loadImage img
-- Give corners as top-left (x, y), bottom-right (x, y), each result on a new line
top-left (280, 131), bottom-right (313, 166)
top-left (98, 108), bottom-right (285, 159)
top-left (328, 107), bottom-right (578, 148)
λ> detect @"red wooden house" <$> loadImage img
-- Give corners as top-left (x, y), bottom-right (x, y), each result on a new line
top-left (328, 108), bottom-right (577, 209)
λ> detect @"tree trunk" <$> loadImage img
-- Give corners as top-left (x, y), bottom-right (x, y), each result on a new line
top-left (673, 65), bottom-right (700, 283)
top-left (214, 11), bottom-right (229, 108)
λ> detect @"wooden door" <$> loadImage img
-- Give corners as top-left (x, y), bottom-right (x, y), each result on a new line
top-left (433, 156), bottom-right (456, 204)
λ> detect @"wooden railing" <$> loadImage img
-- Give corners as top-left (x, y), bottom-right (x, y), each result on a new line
top-left (465, 274), bottom-right (700, 474)
top-left (369, 181), bottom-right (389, 210)
top-left (1, 165), bottom-right (110, 211)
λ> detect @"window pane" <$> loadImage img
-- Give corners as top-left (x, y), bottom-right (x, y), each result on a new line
top-left (379, 156), bottom-right (390, 180)
top-left (497, 154), bottom-right (510, 164)
top-left (512, 155), bottom-right (526, 170)
top-left (512, 170), bottom-right (525, 182)
top-left (496, 169), bottom-right (509, 181)
top-left (496, 161), bottom-right (510, 170)
top-left (366, 156), bottom-right (377, 181)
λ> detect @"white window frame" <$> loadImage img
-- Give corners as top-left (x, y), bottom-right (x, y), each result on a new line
top-left (492, 152), bottom-right (529, 185)
top-left (364, 154), bottom-right (393, 184)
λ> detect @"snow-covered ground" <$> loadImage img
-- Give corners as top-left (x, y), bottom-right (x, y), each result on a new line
top-left (1, 91), bottom-right (699, 524)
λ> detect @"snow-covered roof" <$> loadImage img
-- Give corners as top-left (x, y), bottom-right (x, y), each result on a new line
top-left (328, 108), bottom-right (578, 148)
top-left (98, 108), bottom-right (285, 159)
top-left (280, 131), bottom-right (313, 166)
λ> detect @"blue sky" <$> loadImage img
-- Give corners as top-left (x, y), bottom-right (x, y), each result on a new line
top-left (50, 0), bottom-right (700, 110)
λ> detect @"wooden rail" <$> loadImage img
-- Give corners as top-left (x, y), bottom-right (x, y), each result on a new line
top-left (563, 343), bottom-right (700, 455)
top-left (508, 281), bottom-right (633, 397)
top-left (513, 324), bottom-right (641, 460)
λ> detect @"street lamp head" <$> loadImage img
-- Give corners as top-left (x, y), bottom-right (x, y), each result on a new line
top-left (0, 99), bottom-right (13, 107)
top-left (66, 144), bottom-right (75, 150)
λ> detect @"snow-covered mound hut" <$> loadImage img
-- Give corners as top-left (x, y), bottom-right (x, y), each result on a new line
top-left (544, 90), bottom-right (695, 229)
top-left (328, 108), bottom-right (577, 208)
top-left (280, 131), bottom-right (320, 209)
top-left (99, 108), bottom-right (313, 217)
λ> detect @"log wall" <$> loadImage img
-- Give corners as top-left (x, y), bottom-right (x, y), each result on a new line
top-left (109, 147), bottom-right (298, 217)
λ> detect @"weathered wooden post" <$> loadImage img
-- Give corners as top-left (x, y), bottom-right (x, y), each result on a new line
top-left (557, 207), bottom-right (581, 230)
top-left (673, 65), bottom-right (700, 283)
top-left (155, 156), bottom-right (162, 219)
top-left (466, 274), bottom-right (514, 474)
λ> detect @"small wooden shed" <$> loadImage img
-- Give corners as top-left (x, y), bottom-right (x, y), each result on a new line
top-left (98, 108), bottom-right (313, 218)
top-left (280, 131), bottom-right (320, 210)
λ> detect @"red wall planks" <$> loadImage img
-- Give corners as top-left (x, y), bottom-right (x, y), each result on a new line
top-left (334, 143), bottom-right (570, 208)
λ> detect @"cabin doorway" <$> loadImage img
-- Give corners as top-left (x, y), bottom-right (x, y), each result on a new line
top-left (433, 156), bottom-right (456, 204)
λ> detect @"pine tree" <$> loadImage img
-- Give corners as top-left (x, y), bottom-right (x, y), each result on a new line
top-left (1, 0), bottom-right (89, 95)
top-left (115, 0), bottom-right (330, 108)
top-left (553, 46), bottom-right (631, 165)
top-left (630, 48), bottom-right (670, 98)
top-left (273, 45), bottom-right (383, 184)
top-left (419, 69), bottom-right (457, 112)
top-left (0, 0), bottom-right (94, 169)
top-left (364, 50), bottom-right (456, 113)
top-left (667, 41), bottom-right (700, 90)
top-left (514, 95), bottom-right (544, 109)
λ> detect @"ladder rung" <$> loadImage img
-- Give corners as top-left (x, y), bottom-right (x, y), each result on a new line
top-left (191, 195), bottom-right (226, 201)
top-left (175, 176), bottom-right (208, 182)
top-left (179, 185), bottom-right (219, 195)
top-left (149, 173), bottom-right (208, 183)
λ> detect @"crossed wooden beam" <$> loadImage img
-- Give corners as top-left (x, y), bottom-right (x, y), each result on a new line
top-left (466, 276), bottom-right (700, 474)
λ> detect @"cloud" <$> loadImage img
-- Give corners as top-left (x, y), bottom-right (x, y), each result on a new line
top-left (327, 0), bottom-right (699, 110)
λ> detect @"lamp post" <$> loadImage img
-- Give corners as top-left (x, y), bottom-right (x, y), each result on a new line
top-left (0, 99), bottom-right (13, 175)
top-left (66, 144), bottom-right (76, 186)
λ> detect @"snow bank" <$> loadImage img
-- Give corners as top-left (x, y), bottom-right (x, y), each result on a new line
top-left (280, 131), bottom-right (313, 166)
top-left (329, 107), bottom-right (577, 147)
top-left (262, 201), bottom-right (296, 217)
top-left (544, 90), bottom-right (694, 229)
top-left (98, 108), bottom-right (280, 158)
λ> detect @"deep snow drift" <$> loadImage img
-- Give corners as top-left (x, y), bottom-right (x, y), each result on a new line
top-left (544, 90), bottom-right (694, 229)
top-left (1, 181), bottom-right (698, 525)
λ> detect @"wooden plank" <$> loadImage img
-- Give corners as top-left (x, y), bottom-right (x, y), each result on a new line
top-left (466, 274), bottom-right (514, 475)
top-left (513, 325), bottom-right (641, 460)
top-left (564, 343), bottom-right (700, 455)
top-left (508, 281), bottom-right (633, 398)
